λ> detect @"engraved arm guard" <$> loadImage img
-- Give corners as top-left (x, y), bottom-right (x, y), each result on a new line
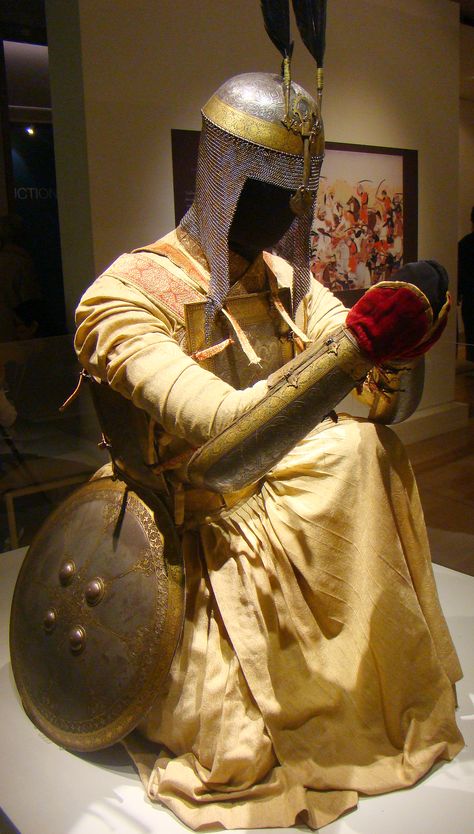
top-left (186, 327), bottom-right (372, 492)
top-left (354, 358), bottom-right (425, 424)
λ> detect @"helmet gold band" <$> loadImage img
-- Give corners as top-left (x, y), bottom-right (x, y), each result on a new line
top-left (203, 94), bottom-right (324, 158)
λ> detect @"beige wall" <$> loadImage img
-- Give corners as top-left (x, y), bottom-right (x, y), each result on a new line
top-left (47, 0), bottom-right (465, 437)
top-left (46, 0), bottom-right (95, 332)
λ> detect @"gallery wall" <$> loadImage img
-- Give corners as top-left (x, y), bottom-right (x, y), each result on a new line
top-left (46, 0), bottom-right (467, 441)
top-left (44, 0), bottom-right (95, 331)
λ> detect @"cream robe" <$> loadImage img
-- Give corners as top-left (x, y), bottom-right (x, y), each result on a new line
top-left (75, 230), bottom-right (463, 831)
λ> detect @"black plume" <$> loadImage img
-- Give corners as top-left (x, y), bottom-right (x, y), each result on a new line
top-left (292, 0), bottom-right (327, 67)
top-left (260, 0), bottom-right (293, 60)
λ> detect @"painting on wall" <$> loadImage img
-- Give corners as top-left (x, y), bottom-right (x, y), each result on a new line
top-left (311, 142), bottom-right (418, 306)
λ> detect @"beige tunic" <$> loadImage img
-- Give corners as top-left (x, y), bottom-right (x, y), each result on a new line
top-left (75, 230), bottom-right (463, 831)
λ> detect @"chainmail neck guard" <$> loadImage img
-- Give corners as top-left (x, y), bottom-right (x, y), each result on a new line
top-left (180, 73), bottom-right (325, 333)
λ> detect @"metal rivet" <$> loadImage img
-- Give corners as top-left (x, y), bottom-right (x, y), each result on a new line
top-left (43, 608), bottom-right (57, 633)
top-left (84, 577), bottom-right (105, 606)
top-left (59, 559), bottom-right (76, 586)
top-left (69, 625), bottom-right (86, 654)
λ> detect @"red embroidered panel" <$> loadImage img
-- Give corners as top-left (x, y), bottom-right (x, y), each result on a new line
top-left (107, 253), bottom-right (204, 322)
top-left (135, 243), bottom-right (210, 293)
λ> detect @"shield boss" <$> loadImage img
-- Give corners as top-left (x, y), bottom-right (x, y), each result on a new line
top-left (10, 477), bottom-right (184, 752)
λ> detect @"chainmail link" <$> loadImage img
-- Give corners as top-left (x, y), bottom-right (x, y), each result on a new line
top-left (180, 117), bottom-right (323, 334)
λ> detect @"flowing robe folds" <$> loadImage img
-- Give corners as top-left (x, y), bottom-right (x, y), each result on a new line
top-left (75, 228), bottom-right (463, 831)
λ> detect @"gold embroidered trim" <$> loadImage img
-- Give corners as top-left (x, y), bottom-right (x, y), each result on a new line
top-left (108, 253), bottom-right (203, 323)
top-left (203, 96), bottom-right (324, 156)
top-left (135, 241), bottom-right (210, 293)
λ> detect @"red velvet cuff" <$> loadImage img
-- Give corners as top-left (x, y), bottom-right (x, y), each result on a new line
top-left (346, 285), bottom-right (432, 364)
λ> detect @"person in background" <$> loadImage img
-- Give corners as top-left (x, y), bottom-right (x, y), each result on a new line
top-left (13, 299), bottom-right (48, 340)
top-left (458, 205), bottom-right (474, 362)
top-left (0, 366), bottom-right (16, 429)
top-left (0, 214), bottom-right (41, 343)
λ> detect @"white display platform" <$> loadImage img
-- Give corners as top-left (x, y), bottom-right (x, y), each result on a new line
top-left (1, 545), bottom-right (473, 834)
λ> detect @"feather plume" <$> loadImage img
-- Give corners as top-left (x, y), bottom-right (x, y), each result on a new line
top-left (260, 0), bottom-right (293, 60)
top-left (292, 0), bottom-right (327, 68)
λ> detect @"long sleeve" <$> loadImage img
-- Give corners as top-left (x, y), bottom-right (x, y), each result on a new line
top-left (75, 274), bottom-right (267, 448)
top-left (458, 234), bottom-right (474, 302)
top-left (302, 278), bottom-right (348, 342)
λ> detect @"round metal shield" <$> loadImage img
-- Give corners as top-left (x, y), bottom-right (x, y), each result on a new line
top-left (10, 477), bottom-right (184, 752)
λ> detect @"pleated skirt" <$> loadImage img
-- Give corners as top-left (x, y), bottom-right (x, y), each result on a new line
top-left (125, 416), bottom-right (463, 830)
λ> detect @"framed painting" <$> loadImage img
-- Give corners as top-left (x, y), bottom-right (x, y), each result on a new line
top-left (311, 142), bottom-right (418, 306)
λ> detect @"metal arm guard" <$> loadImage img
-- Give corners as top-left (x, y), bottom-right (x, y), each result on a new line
top-left (355, 359), bottom-right (425, 425)
top-left (186, 327), bottom-right (372, 492)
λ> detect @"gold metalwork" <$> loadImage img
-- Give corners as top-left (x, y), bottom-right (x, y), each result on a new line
top-left (84, 577), bottom-right (105, 607)
top-left (289, 185), bottom-right (314, 216)
top-left (354, 359), bottom-right (425, 425)
top-left (316, 67), bottom-right (324, 112)
top-left (282, 55), bottom-right (292, 126)
top-left (185, 289), bottom-right (294, 389)
top-left (69, 625), bottom-right (86, 654)
top-left (59, 560), bottom-right (76, 586)
top-left (281, 93), bottom-right (324, 213)
top-left (187, 328), bottom-right (372, 492)
top-left (203, 95), bottom-right (324, 156)
top-left (43, 609), bottom-right (57, 633)
top-left (284, 94), bottom-right (320, 144)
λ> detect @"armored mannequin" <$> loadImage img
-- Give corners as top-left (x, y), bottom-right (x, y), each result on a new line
top-left (71, 71), bottom-right (463, 829)
top-left (10, 7), bottom-right (463, 831)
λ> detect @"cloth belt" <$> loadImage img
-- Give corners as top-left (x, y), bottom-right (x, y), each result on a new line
top-left (178, 482), bottom-right (260, 526)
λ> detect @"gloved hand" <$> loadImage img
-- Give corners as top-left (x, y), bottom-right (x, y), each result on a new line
top-left (346, 260), bottom-right (450, 364)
